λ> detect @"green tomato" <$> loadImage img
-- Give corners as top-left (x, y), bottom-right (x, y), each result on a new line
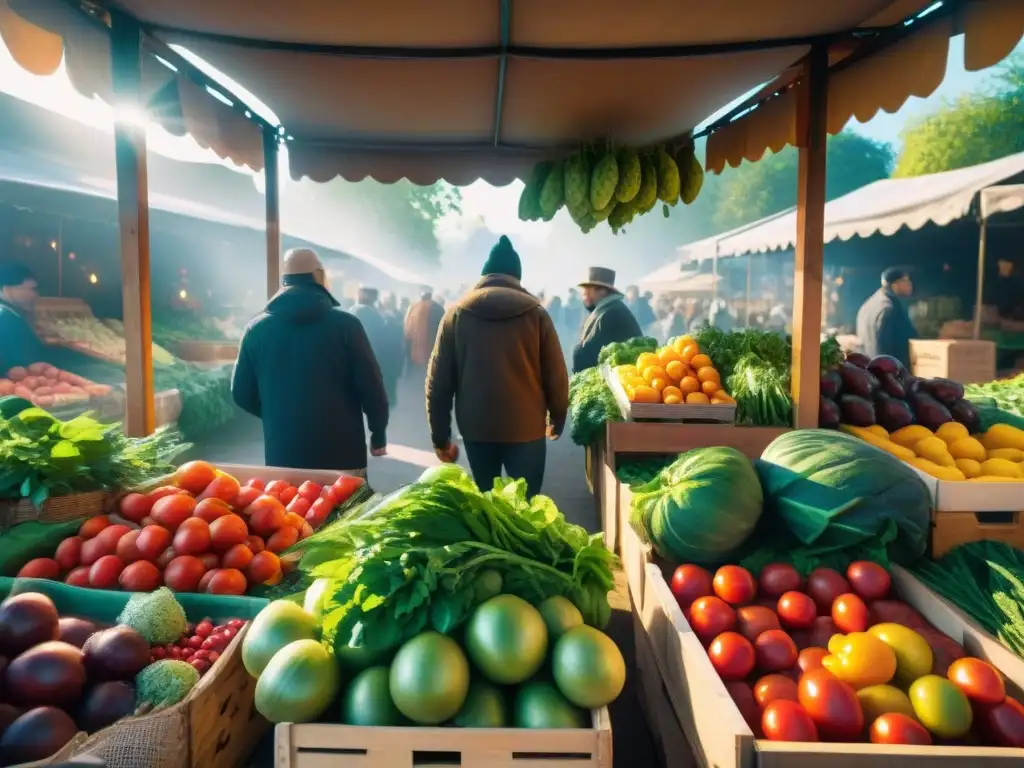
top-left (538, 596), bottom-right (584, 640)
top-left (868, 623), bottom-right (933, 683)
top-left (553, 626), bottom-right (626, 709)
top-left (340, 666), bottom-right (405, 726)
top-left (909, 675), bottom-right (973, 739)
top-left (857, 685), bottom-right (916, 723)
top-left (453, 679), bottom-right (507, 728)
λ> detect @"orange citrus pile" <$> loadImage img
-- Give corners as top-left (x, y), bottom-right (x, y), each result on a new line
top-left (617, 336), bottom-right (735, 406)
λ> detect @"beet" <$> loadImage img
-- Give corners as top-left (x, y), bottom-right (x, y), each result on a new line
top-left (819, 396), bottom-right (841, 428)
top-left (58, 617), bottom-right (98, 649)
top-left (874, 394), bottom-right (915, 432)
top-left (0, 703), bottom-right (18, 740)
top-left (82, 626), bottom-right (150, 682)
top-left (839, 394), bottom-right (876, 427)
top-left (845, 352), bottom-right (871, 369)
top-left (921, 377), bottom-right (966, 406)
top-left (878, 372), bottom-right (906, 399)
top-left (950, 399), bottom-right (981, 434)
top-left (78, 680), bottom-right (136, 733)
top-left (867, 355), bottom-right (905, 379)
top-left (911, 393), bottom-right (954, 431)
top-left (0, 706), bottom-right (78, 766)
top-left (820, 369), bottom-right (843, 399)
top-left (4, 641), bottom-right (85, 709)
top-left (838, 362), bottom-right (875, 399)
top-left (0, 593), bottom-right (59, 657)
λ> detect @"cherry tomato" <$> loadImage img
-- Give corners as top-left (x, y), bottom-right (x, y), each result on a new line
top-left (267, 525), bottom-right (299, 553)
top-left (708, 632), bottom-right (756, 681)
top-left (151, 494), bottom-right (197, 531)
top-left (296, 481), bottom-right (322, 502)
top-left (245, 535), bottom-right (265, 554)
top-left (846, 561), bottom-right (891, 601)
top-left (762, 700), bottom-right (818, 742)
top-left (687, 596), bottom-right (736, 643)
top-left (869, 713), bottom-right (932, 745)
top-left (832, 593), bottom-right (869, 633)
top-left (136, 525), bottom-right (172, 560)
top-left (806, 568), bottom-right (850, 615)
top-left (197, 552), bottom-right (220, 571)
top-left (147, 485), bottom-right (189, 503)
top-left (735, 605), bottom-right (781, 642)
top-left (209, 515), bottom-right (249, 552)
top-left (79, 515), bottom-right (111, 540)
top-left (946, 657), bottom-right (1005, 705)
top-left (157, 547), bottom-right (180, 569)
top-left (283, 511), bottom-right (306, 531)
top-left (753, 674), bottom-right (799, 708)
top-left (233, 486), bottom-right (262, 512)
top-left (247, 496), bottom-right (287, 537)
top-left (54, 537), bottom-right (84, 572)
top-left (332, 475), bottom-right (365, 502)
top-left (307, 497), bottom-right (332, 526)
top-left (89, 555), bottom-right (124, 589)
top-left (244, 477), bottom-right (266, 491)
top-left (174, 518), bottom-right (212, 556)
top-left (777, 591), bottom-right (817, 630)
top-left (869, 599), bottom-right (928, 631)
top-left (79, 537), bottom-right (111, 567)
top-left (65, 566), bottom-right (90, 587)
top-left (754, 629), bottom-right (798, 673)
top-left (205, 568), bottom-right (247, 595)
top-left (247, 551), bottom-right (281, 584)
top-left (797, 647), bottom-right (829, 675)
top-left (808, 616), bottom-right (840, 649)
top-left (757, 563), bottom-right (802, 599)
top-left (221, 544), bottom-right (254, 571)
top-left (163, 555), bottom-right (206, 592)
top-left (916, 627), bottom-right (966, 676)
top-left (264, 480), bottom-right (290, 499)
top-left (278, 486), bottom-right (298, 505)
top-left (17, 558), bottom-right (60, 580)
top-left (175, 460), bottom-right (218, 495)
top-left (670, 564), bottom-right (713, 611)
top-left (976, 695), bottom-right (1024, 748)
top-left (199, 475), bottom-right (241, 504)
top-left (724, 681), bottom-right (760, 734)
top-left (286, 497), bottom-right (311, 519)
top-left (798, 668), bottom-right (864, 741)
top-left (119, 492), bottom-right (154, 523)
top-left (193, 498), bottom-right (234, 523)
top-left (119, 560), bottom-right (162, 591)
top-left (115, 530), bottom-right (143, 564)
top-left (713, 565), bottom-right (757, 606)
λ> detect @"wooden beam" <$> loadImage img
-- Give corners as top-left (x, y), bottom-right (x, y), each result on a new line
top-left (264, 130), bottom-right (282, 300)
top-left (791, 46), bottom-right (828, 429)
top-left (111, 12), bottom-right (155, 437)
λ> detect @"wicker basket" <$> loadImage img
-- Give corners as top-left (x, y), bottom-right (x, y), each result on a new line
top-left (0, 490), bottom-right (111, 529)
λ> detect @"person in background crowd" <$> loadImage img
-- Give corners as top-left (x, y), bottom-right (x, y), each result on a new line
top-left (707, 298), bottom-right (735, 333)
top-left (572, 267), bottom-right (643, 373)
top-left (427, 235), bottom-right (568, 498)
top-left (350, 286), bottom-right (401, 410)
top-left (993, 259), bottom-right (1022, 321)
top-left (563, 288), bottom-right (583, 335)
top-left (545, 294), bottom-right (563, 330)
top-left (765, 303), bottom-right (788, 334)
top-left (232, 248), bottom-right (389, 472)
top-left (625, 285), bottom-right (656, 330)
top-left (379, 292), bottom-right (406, 405)
top-left (398, 295), bottom-right (411, 318)
top-left (405, 289), bottom-right (445, 374)
top-left (855, 267), bottom-right (918, 368)
top-left (657, 298), bottom-right (689, 343)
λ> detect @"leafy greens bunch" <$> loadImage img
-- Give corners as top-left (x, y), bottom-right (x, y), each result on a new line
top-left (597, 336), bottom-right (658, 367)
top-left (285, 464), bottom-right (618, 655)
top-left (568, 367), bottom-right (621, 446)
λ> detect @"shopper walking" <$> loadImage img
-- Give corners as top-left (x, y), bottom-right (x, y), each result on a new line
top-left (572, 267), bottom-right (642, 373)
top-left (856, 267), bottom-right (918, 368)
top-left (404, 289), bottom-right (445, 374)
top-left (427, 235), bottom-right (568, 498)
top-left (231, 248), bottom-right (389, 472)
top-left (350, 286), bottom-right (401, 410)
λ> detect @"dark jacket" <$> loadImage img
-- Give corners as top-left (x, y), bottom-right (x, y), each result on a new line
top-left (572, 294), bottom-right (643, 373)
top-left (426, 274), bottom-right (568, 448)
top-left (629, 298), bottom-right (656, 330)
top-left (856, 287), bottom-right (918, 368)
top-left (231, 281), bottom-right (389, 470)
top-left (350, 303), bottom-right (400, 389)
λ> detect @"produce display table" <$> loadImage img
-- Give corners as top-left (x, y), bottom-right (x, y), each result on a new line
top-left (174, 341), bottom-right (240, 364)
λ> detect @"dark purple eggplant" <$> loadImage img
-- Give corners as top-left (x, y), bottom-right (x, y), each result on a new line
top-left (863, 370), bottom-right (880, 394)
top-left (904, 376), bottom-right (922, 396)
top-left (820, 370), bottom-right (843, 399)
top-left (838, 362), bottom-right (875, 399)
top-left (949, 399), bottom-right (981, 434)
top-left (839, 394), bottom-right (876, 427)
top-left (867, 355), bottom-right (906, 380)
top-left (845, 352), bottom-right (871, 369)
top-left (911, 393), bottom-right (954, 431)
top-left (920, 377), bottom-right (965, 407)
top-left (874, 394), bottom-right (915, 432)
top-left (819, 396), bottom-right (842, 428)
top-left (878, 372), bottom-right (906, 399)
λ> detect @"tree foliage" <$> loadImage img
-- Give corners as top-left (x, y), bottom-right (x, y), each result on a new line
top-left (894, 53), bottom-right (1024, 177)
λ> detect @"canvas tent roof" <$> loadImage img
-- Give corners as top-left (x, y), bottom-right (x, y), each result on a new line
top-left (638, 266), bottom-right (717, 295)
top-left (1, 0), bottom-right (1021, 185)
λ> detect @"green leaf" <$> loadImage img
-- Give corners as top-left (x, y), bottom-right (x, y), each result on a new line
top-left (50, 440), bottom-right (82, 459)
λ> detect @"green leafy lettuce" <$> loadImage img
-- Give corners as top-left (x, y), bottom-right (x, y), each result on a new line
top-left (568, 367), bottom-right (621, 446)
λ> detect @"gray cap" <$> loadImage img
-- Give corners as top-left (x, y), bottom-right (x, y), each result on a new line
top-left (283, 248), bottom-right (323, 276)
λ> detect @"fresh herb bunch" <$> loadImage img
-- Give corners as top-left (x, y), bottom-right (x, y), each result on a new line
top-left (616, 456), bottom-right (673, 487)
top-left (568, 367), bottom-right (622, 446)
top-left (0, 407), bottom-right (188, 507)
top-left (154, 363), bottom-right (236, 440)
top-left (597, 336), bottom-right (658, 367)
top-left (727, 354), bottom-right (793, 427)
top-left (285, 465), bottom-right (618, 655)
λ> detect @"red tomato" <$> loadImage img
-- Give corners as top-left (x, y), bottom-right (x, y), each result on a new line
top-left (754, 629), bottom-right (799, 673)
top-left (157, 547), bottom-right (179, 569)
top-left (977, 696), bottom-right (1024, 748)
top-left (151, 494), bottom-right (197, 531)
top-left (54, 537), bottom-right (84, 572)
top-left (205, 568), bottom-right (247, 595)
top-left (797, 647), bottom-right (829, 675)
top-left (245, 496), bottom-right (287, 536)
top-left (283, 511), bottom-right (306, 531)
top-left (319, 485), bottom-right (339, 505)
top-left (332, 475), bottom-right (365, 502)
top-left (17, 558), bottom-right (60, 580)
top-left (947, 658), bottom-right (1005, 705)
top-left (65, 566), bottom-right (90, 587)
top-left (278, 486), bottom-right (298, 505)
top-left (119, 560), bottom-right (162, 592)
top-left (869, 713), bottom-right (932, 746)
top-left (869, 600), bottom-right (928, 631)
top-left (725, 681), bottom-right (761, 735)
top-left (79, 538), bottom-right (108, 567)
top-left (79, 515), bottom-right (111, 540)
top-left (754, 674), bottom-right (799, 708)
top-left (147, 485), bottom-right (189, 503)
top-left (210, 515), bottom-right (249, 552)
top-left (221, 543), bottom-right (254, 571)
top-left (193, 498), bottom-right (234, 523)
top-left (163, 555), bottom-right (206, 592)
top-left (846, 561), bottom-right (891, 601)
top-left (307, 497), bottom-right (332, 526)
top-left (115, 530), bottom-right (143, 564)
top-left (96, 524), bottom-right (132, 552)
top-left (264, 480), bottom-right (291, 498)
top-left (136, 525), bottom-right (173, 560)
top-left (808, 616), bottom-right (840, 649)
top-left (244, 477), bottom-right (266, 491)
top-left (89, 555), bottom-right (124, 589)
top-left (713, 565), bottom-right (757, 606)
top-left (762, 700), bottom-right (818, 742)
top-left (119, 492), bottom-right (154, 523)
top-left (806, 568), bottom-right (851, 615)
top-left (174, 518), bottom-right (212, 556)
top-left (298, 521), bottom-right (314, 540)
top-left (798, 668), bottom-right (864, 741)
top-left (200, 474), bottom-right (242, 503)
top-left (297, 481), bottom-right (322, 502)
top-left (175, 460), bottom-right (218, 495)
top-left (757, 563), bottom-right (803, 599)
top-left (266, 525), bottom-right (299, 553)
top-left (687, 596), bottom-right (736, 643)
top-left (233, 486), bottom-right (262, 512)
top-left (832, 593), bottom-right (869, 634)
top-left (197, 552), bottom-right (220, 571)
top-left (286, 497), bottom-right (311, 519)
top-left (247, 551), bottom-right (281, 584)
top-left (777, 591), bottom-right (817, 630)
top-left (708, 632), bottom-right (756, 681)
top-left (670, 564), bottom-right (714, 611)
top-left (916, 627), bottom-right (966, 676)
top-left (197, 570), bottom-right (217, 593)
top-left (736, 605), bottom-right (781, 642)
top-left (245, 535), bottom-right (265, 554)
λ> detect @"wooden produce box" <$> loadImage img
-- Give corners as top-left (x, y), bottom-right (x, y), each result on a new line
top-left (602, 364), bottom-right (735, 424)
top-left (175, 340), bottom-right (240, 363)
top-left (636, 562), bottom-right (1024, 768)
top-left (618, 485), bottom-right (654, 616)
top-left (213, 463), bottom-right (366, 483)
top-left (273, 709), bottom-right (613, 768)
top-left (605, 422), bottom-right (786, 463)
top-left (155, 388), bottom-right (183, 428)
top-left (910, 339), bottom-right (996, 384)
top-left (599, 440), bottom-right (621, 554)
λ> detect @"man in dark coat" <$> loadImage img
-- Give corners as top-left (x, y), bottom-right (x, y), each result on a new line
top-left (350, 286), bottom-right (399, 409)
top-left (572, 267), bottom-right (643, 373)
top-left (856, 267), bottom-right (918, 368)
top-left (427, 235), bottom-right (568, 498)
top-left (231, 248), bottom-right (389, 472)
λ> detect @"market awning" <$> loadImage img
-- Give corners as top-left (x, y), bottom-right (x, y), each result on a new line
top-left (676, 150), bottom-right (1024, 261)
top-left (638, 267), bottom-right (717, 296)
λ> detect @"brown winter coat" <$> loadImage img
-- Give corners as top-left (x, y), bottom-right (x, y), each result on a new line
top-left (426, 275), bottom-right (569, 448)
top-left (404, 298), bottom-right (445, 367)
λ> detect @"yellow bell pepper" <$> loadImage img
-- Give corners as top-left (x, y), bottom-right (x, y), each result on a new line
top-left (823, 632), bottom-right (898, 689)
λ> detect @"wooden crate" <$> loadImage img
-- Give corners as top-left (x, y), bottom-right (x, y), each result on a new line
top-left (599, 445), bottom-right (621, 553)
top-left (637, 562), bottom-right (1024, 768)
top-left (618, 485), bottom-right (654, 616)
top-left (602, 365), bottom-right (735, 424)
top-left (175, 340), bottom-right (240, 363)
top-left (932, 510), bottom-right (1024, 558)
top-left (274, 709), bottom-right (613, 768)
top-left (605, 422), bottom-right (787, 464)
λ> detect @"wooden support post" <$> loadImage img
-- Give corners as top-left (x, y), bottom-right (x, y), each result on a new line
top-left (791, 46), bottom-right (828, 429)
top-left (111, 13), bottom-right (155, 436)
top-left (264, 130), bottom-right (282, 299)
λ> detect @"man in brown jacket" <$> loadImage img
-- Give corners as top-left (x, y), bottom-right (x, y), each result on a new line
top-left (404, 290), bottom-right (445, 372)
top-left (426, 236), bottom-right (568, 497)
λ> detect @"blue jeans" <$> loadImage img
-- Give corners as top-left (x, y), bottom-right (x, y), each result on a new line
top-left (463, 438), bottom-right (547, 498)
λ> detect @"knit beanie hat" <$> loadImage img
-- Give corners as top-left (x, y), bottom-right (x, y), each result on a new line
top-left (481, 235), bottom-right (522, 281)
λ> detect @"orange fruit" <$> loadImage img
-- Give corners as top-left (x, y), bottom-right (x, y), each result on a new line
top-left (636, 353), bottom-right (660, 373)
top-left (713, 392), bottom-right (736, 404)
top-left (686, 392), bottom-right (711, 405)
top-left (631, 385), bottom-right (660, 404)
top-left (642, 366), bottom-right (668, 385)
top-left (691, 353), bottom-right (713, 370)
top-left (697, 366), bottom-right (720, 383)
top-left (650, 377), bottom-right (668, 393)
top-left (672, 335), bottom-right (696, 354)
top-left (701, 379), bottom-right (719, 396)
top-left (680, 344), bottom-right (699, 362)
top-left (678, 376), bottom-right (700, 395)
top-left (662, 385), bottom-right (683, 401)
top-left (618, 364), bottom-right (638, 377)
top-left (657, 347), bottom-right (682, 366)
top-left (663, 394), bottom-right (683, 405)
top-left (665, 360), bottom-right (686, 382)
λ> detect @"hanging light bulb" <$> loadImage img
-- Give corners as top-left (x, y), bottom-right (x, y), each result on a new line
top-left (89, 273), bottom-right (99, 285)
top-left (179, 289), bottom-right (188, 300)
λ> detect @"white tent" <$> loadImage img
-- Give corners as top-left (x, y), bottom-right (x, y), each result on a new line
top-left (638, 268), bottom-right (716, 296)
